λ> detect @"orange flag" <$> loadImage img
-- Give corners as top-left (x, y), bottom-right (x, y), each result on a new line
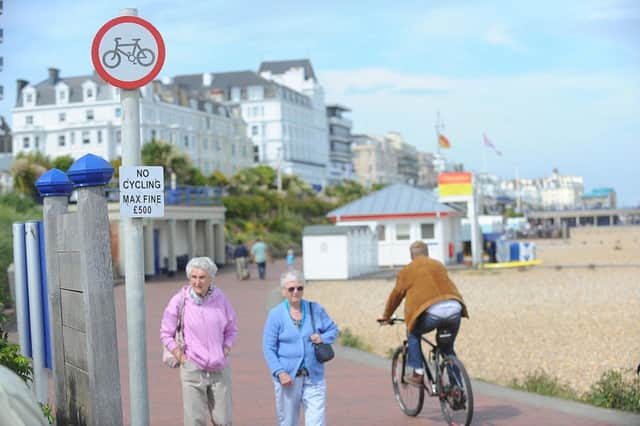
top-left (439, 134), bottom-right (451, 149)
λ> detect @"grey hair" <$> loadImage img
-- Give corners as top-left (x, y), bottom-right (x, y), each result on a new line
top-left (280, 269), bottom-right (305, 288)
top-left (186, 257), bottom-right (218, 279)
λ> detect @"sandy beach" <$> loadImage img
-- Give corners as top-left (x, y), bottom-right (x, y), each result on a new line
top-left (305, 227), bottom-right (640, 394)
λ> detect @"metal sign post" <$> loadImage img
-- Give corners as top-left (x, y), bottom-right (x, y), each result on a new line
top-left (92, 8), bottom-right (165, 426)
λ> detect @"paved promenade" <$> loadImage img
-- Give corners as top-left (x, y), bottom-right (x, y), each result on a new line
top-left (110, 259), bottom-right (637, 425)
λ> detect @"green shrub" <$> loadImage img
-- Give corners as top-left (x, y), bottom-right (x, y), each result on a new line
top-left (339, 328), bottom-right (371, 352)
top-left (584, 369), bottom-right (640, 412)
top-left (509, 369), bottom-right (579, 401)
top-left (0, 313), bottom-right (33, 384)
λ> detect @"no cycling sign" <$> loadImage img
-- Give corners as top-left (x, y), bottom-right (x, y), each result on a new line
top-left (119, 166), bottom-right (165, 218)
top-left (91, 15), bottom-right (165, 89)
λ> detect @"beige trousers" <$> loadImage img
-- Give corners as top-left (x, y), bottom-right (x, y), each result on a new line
top-left (180, 360), bottom-right (232, 426)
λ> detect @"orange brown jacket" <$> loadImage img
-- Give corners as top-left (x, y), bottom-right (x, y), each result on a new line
top-left (382, 256), bottom-right (468, 332)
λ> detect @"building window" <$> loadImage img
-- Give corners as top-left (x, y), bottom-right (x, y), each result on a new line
top-left (82, 131), bottom-right (90, 144)
top-left (376, 225), bottom-right (386, 241)
top-left (248, 86), bottom-right (264, 101)
top-left (151, 129), bottom-right (156, 141)
top-left (251, 125), bottom-right (259, 136)
top-left (116, 130), bottom-right (121, 143)
top-left (22, 137), bottom-right (30, 149)
top-left (86, 88), bottom-right (93, 98)
top-left (34, 136), bottom-right (40, 149)
top-left (115, 107), bottom-right (121, 118)
top-left (421, 223), bottom-right (435, 239)
top-left (97, 130), bottom-right (102, 143)
top-left (26, 93), bottom-right (33, 103)
top-left (396, 224), bottom-right (410, 240)
top-left (70, 132), bottom-right (75, 144)
top-left (59, 112), bottom-right (66, 122)
top-left (25, 115), bottom-right (33, 125)
top-left (184, 135), bottom-right (189, 147)
top-left (59, 91), bottom-right (66, 101)
top-left (58, 135), bottom-right (65, 146)
top-left (86, 110), bottom-right (94, 121)
top-left (231, 87), bottom-right (240, 102)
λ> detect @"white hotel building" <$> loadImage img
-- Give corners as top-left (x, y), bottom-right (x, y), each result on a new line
top-left (11, 68), bottom-right (253, 177)
top-left (171, 59), bottom-right (329, 189)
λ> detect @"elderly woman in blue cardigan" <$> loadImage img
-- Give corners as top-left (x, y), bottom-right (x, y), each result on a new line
top-left (262, 269), bottom-right (339, 426)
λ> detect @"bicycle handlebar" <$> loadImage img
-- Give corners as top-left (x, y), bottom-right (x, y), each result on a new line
top-left (377, 317), bottom-right (404, 325)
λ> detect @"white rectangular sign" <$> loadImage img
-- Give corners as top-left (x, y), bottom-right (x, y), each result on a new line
top-left (119, 166), bottom-right (165, 218)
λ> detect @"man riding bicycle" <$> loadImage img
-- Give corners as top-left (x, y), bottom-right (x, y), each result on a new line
top-left (377, 241), bottom-right (468, 385)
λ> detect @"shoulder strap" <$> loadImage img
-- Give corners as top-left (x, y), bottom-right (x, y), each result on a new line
top-left (176, 289), bottom-right (187, 331)
top-left (309, 301), bottom-right (317, 332)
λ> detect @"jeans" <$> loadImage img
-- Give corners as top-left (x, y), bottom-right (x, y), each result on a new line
top-left (257, 261), bottom-right (266, 279)
top-left (407, 311), bottom-right (461, 369)
top-left (273, 376), bottom-right (326, 426)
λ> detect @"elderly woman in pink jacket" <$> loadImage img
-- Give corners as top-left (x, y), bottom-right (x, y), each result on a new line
top-left (161, 256), bottom-right (238, 426)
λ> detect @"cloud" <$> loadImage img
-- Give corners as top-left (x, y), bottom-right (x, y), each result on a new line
top-left (485, 25), bottom-right (521, 49)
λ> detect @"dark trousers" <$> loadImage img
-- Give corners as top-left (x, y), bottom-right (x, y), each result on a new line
top-left (257, 261), bottom-right (266, 279)
top-left (407, 311), bottom-right (461, 369)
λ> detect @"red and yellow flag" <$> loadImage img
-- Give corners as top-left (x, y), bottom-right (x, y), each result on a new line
top-left (439, 134), bottom-right (451, 149)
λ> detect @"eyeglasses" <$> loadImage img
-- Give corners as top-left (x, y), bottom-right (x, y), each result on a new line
top-left (287, 286), bottom-right (304, 293)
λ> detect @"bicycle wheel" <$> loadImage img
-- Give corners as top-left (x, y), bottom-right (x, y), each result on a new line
top-left (391, 346), bottom-right (424, 416)
top-left (137, 48), bottom-right (156, 66)
top-left (438, 355), bottom-right (474, 426)
top-left (102, 50), bottom-right (121, 68)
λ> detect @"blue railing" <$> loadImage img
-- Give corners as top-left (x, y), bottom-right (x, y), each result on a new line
top-left (104, 185), bottom-right (223, 206)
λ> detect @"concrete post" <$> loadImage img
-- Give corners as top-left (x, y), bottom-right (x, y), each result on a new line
top-left (188, 219), bottom-right (197, 258)
top-left (215, 223), bottom-right (226, 264)
top-left (68, 154), bottom-right (123, 426)
top-left (167, 219), bottom-right (177, 277)
top-left (36, 169), bottom-right (73, 420)
top-left (143, 221), bottom-right (155, 278)
top-left (205, 220), bottom-right (215, 260)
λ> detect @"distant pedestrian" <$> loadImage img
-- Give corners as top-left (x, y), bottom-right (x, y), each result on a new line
top-left (286, 247), bottom-right (295, 269)
top-left (251, 237), bottom-right (268, 280)
top-left (263, 269), bottom-right (339, 426)
top-left (234, 241), bottom-right (250, 280)
top-left (160, 256), bottom-right (238, 426)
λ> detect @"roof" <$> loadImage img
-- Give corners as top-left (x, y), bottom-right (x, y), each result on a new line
top-left (259, 59), bottom-right (317, 81)
top-left (303, 224), bottom-right (370, 236)
top-left (327, 183), bottom-right (458, 221)
top-left (16, 73), bottom-right (110, 107)
top-left (173, 71), bottom-right (274, 92)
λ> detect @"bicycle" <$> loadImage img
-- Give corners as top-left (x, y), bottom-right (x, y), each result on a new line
top-left (378, 318), bottom-right (474, 426)
top-left (102, 37), bottom-right (156, 69)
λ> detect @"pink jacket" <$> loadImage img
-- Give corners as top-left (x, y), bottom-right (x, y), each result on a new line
top-left (160, 285), bottom-right (238, 372)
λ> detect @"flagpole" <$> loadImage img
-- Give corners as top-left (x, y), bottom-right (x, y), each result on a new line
top-left (482, 139), bottom-right (487, 174)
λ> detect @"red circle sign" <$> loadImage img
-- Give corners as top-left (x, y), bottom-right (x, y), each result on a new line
top-left (91, 16), bottom-right (165, 90)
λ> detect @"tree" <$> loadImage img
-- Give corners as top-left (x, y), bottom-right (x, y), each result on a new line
top-left (141, 140), bottom-right (194, 185)
top-left (207, 170), bottom-right (229, 187)
top-left (51, 155), bottom-right (74, 173)
top-left (10, 153), bottom-right (50, 199)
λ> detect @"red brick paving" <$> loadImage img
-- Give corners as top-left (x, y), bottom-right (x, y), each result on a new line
top-left (106, 259), bottom-right (617, 425)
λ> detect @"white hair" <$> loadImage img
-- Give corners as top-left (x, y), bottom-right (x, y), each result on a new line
top-left (280, 269), bottom-right (305, 288)
top-left (186, 256), bottom-right (218, 279)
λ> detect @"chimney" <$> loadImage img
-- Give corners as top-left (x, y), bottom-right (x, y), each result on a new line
top-left (48, 67), bottom-right (60, 85)
top-left (16, 79), bottom-right (28, 93)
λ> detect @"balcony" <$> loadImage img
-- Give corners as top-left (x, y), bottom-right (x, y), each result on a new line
top-left (328, 115), bottom-right (352, 129)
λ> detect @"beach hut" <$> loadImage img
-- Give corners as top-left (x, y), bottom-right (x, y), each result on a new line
top-left (327, 183), bottom-right (463, 266)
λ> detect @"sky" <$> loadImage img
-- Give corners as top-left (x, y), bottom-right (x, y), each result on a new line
top-left (2, 0), bottom-right (639, 206)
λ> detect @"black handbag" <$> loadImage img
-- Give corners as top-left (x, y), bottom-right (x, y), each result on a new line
top-left (309, 302), bottom-right (335, 363)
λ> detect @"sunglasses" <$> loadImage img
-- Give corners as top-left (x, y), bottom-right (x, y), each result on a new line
top-left (287, 286), bottom-right (304, 293)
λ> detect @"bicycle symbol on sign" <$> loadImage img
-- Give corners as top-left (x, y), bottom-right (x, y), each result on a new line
top-left (102, 37), bottom-right (156, 69)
